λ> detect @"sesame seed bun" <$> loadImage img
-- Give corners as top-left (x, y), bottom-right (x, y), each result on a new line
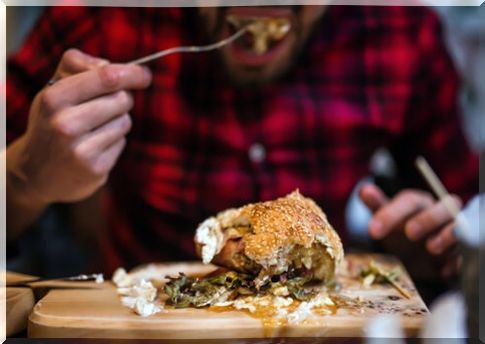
top-left (195, 190), bottom-right (344, 282)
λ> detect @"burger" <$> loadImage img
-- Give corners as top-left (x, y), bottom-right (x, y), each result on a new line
top-left (164, 190), bottom-right (344, 308)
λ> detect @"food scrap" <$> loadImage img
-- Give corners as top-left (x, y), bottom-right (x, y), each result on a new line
top-left (360, 260), bottom-right (411, 299)
top-left (112, 267), bottom-right (164, 317)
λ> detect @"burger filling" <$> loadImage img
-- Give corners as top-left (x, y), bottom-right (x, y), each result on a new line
top-left (164, 268), bottom-right (316, 308)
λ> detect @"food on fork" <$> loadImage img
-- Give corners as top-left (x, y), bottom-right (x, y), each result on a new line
top-left (227, 15), bottom-right (291, 54)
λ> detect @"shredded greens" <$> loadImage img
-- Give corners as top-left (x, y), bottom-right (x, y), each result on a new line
top-left (164, 270), bottom-right (317, 308)
top-left (360, 260), bottom-right (410, 299)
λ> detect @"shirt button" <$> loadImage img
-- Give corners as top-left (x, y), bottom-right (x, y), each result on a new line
top-left (249, 143), bottom-right (266, 163)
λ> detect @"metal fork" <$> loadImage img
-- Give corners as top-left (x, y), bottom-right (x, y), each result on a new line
top-left (128, 26), bottom-right (248, 65)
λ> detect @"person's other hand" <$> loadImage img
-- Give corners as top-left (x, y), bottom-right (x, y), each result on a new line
top-left (9, 49), bottom-right (152, 205)
top-left (359, 183), bottom-right (462, 280)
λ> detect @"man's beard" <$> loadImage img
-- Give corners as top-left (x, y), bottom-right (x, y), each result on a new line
top-left (197, 7), bottom-right (314, 88)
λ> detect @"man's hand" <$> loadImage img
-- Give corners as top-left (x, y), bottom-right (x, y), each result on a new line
top-left (8, 49), bottom-right (152, 205)
top-left (359, 183), bottom-right (462, 279)
top-left (6, 49), bottom-right (152, 239)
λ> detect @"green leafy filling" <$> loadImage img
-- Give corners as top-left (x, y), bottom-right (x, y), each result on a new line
top-left (164, 270), bottom-right (317, 308)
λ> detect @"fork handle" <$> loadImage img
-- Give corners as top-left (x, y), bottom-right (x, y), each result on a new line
top-left (128, 27), bottom-right (248, 65)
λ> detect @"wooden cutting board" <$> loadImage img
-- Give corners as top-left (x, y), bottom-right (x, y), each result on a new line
top-left (28, 254), bottom-right (428, 339)
top-left (4, 271), bottom-right (36, 336)
top-left (4, 270), bottom-right (106, 336)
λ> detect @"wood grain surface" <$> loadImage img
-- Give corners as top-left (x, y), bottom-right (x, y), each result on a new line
top-left (4, 271), bottom-right (36, 336)
top-left (27, 254), bottom-right (428, 339)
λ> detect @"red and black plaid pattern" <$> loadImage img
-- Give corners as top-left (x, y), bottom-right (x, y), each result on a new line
top-left (7, 6), bottom-right (478, 273)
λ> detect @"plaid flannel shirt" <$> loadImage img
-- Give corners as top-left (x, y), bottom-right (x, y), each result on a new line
top-left (7, 6), bottom-right (478, 273)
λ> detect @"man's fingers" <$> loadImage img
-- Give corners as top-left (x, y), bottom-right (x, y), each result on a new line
top-left (52, 48), bottom-right (109, 80)
top-left (405, 194), bottom-right (462, 241)
top-left (369, 190), bottom-right (434, 239)
top-left (359, 183), bottom-right (389, 213)
top-left (426, 222), bottom-right (457, 256)
top-left (52, 91), bottom-right (134, 135)
top-left (74, 113), bottom-right (132, 161)
top-left (43, 64), bottom-right (151, 110)
top-left (93, 137), bottom-right (127, 177)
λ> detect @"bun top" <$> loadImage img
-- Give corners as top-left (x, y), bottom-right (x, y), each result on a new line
top-left (194, 190), bottom-right (344, 280)
top-left (240, 190), bottom-right (343, 268)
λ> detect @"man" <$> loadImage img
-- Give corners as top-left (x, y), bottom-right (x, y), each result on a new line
top-left (6, 6), bottom-right (478, 279)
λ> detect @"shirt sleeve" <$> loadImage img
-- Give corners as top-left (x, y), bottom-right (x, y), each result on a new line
top-left (390, 10), bottom-right (479, 202)
top-left (7, 7), bottom-right (102, 143)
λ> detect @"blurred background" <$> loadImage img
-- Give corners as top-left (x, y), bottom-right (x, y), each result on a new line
top-left (6, 6), bottom-right (484, 278)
